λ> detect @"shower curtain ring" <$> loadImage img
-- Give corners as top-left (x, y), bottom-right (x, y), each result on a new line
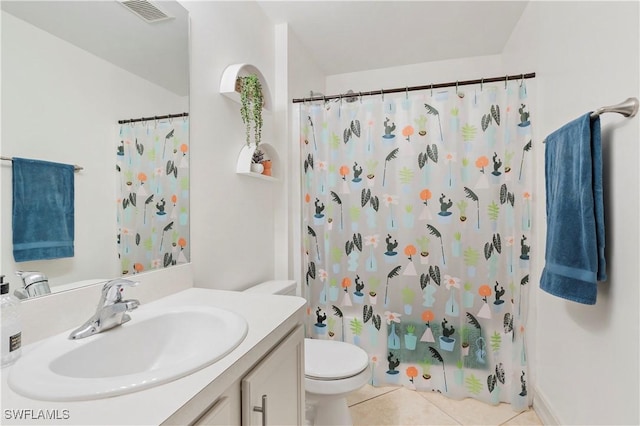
top-left (456, 81), bottom-right (459, 95)
top-left (505, 75), bottom-right (508, 89)
top-left (481, 78), bottom-right (484, 91)
top-left (405, 86), bottom-right (409, 100)
top-left (430, 84), bottom-right (433, 96)
top-left (381, 89), bottom-right (384, 102)
top-left (520, 73), bottom-right (524, 87)
top-left (359, 92), bottom-right (363, 103)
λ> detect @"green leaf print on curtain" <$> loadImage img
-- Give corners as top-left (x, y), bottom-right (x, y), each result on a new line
top-left (117, 118), bottom-right (190, 275)
top-left (301, 81), bottom-right (533, 411)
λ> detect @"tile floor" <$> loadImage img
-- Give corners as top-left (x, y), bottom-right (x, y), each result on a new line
top-left (347, 385), bottom-right (542, 426)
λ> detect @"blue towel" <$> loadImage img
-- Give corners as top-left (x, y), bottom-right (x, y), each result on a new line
top-left (12, 157), bottom-right (75, 262)
top-left (540, 113), bottom-right (606, 305)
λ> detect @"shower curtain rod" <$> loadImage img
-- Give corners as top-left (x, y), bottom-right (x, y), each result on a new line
top-left (292, 72), bottom-right (536, 103)
top-left (118, 112), bottom-right (189, 125)
top-left (1, 156), bottom-right (83, 172)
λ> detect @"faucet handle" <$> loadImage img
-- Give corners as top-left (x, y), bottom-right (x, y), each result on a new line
top-left (101, 278), bottom-right (138, 304)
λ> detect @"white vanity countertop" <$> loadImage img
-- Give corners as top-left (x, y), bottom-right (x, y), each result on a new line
top-left (0, 288), bottom-right (306, 425)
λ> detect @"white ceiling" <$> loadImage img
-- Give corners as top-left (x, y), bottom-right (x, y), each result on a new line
top-left (1, 0), bottom-right (189, 96)
top-left (257, 1), bottom-right (529, 76)
top-left (2, 1), bottom-right (528, 93)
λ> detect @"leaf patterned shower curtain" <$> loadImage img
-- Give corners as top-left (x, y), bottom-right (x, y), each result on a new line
top-left (300, 81), bottom-right (533, 410)
top-left (116, 118), bottom-right (190, 275)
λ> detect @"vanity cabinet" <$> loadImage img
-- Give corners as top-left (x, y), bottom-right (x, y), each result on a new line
top-left (241, 325), bottom-right (304, 425)
top-left (1, 287), bottom-right (306, 426)
top-left (168, 325), bottom-right (304, 426)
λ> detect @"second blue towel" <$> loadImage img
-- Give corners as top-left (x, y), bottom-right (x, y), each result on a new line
top-left (540, 113), bottom-right (606, 305)
top-left (12, 157), bottom-right (75, 262)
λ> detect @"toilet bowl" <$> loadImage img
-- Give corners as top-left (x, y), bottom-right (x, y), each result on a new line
top-left (244, 281), bottom-right (370, 426)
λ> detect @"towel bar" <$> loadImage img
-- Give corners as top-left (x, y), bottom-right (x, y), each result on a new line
top-left (1, 156), bottom-right (83, 172)
top-left (590, 97), bottom-right (639, 118)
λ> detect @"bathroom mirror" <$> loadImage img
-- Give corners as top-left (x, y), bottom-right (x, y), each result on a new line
top-left (1, 0), bottom-right (190, 295)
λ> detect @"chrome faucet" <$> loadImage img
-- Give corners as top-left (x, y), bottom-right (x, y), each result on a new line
top-left (69, 278), bottom-right (140, 340)
top-left (14, 271), bottom-right (51, 299)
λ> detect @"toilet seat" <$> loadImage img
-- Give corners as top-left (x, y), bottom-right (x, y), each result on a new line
top-left (304, 338), bottom-right (369, 380)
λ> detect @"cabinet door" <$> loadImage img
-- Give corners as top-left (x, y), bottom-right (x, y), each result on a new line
top-left (191, 383), bottom-right (241, 426)
top-left (241, 325), bottom-right (304, 426)
top-left (193, 397), bottom-right (232, 426)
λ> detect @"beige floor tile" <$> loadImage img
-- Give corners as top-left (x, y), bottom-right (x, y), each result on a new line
top-left (350, 386), bottom-right (459, 426)
top-left (500, 410), bottom-right (543, 425)
top-left (347, 384), bottom-right (400, 407)
top-left (419, 391), bottom-right (519, 425)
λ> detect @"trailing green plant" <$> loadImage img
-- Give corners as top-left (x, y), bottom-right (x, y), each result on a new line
top-left (239, 74), bottom-right (263, 147)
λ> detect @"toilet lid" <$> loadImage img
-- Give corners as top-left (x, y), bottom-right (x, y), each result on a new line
top-left (304, 338), bottom-right (369, 380)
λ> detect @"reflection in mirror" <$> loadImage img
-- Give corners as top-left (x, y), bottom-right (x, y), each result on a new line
top-left (1, 1), bottom-right (190, 297)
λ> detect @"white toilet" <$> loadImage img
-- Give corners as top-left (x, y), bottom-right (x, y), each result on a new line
top-left (244, 280), bottom-right (370, 426)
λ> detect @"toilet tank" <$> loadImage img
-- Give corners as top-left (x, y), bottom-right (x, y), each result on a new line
top-left (244, 280), bottom-right (297, 296)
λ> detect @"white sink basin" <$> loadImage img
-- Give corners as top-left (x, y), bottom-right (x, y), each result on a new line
top-left (8, 305), bottom-right (248, 401)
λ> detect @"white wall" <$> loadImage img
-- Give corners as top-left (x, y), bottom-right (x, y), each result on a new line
top-left (183, 1), bottom-right (326, 291)
top-left (284, 27), bottom-right (326, 289)
top-left (502, 2), bottom-right (639, 425)
top-left (183, 1), bottom-right (278, 291)
top-left (1, 12), bottom-right (186, 288)
top-left (326, 54), bottom-right (504, 94)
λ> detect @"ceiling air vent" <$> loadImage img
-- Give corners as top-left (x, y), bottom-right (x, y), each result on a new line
top-left (118, 0), bottom-right (173, 23)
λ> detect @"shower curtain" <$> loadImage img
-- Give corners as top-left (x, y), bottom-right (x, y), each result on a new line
top-left (116, 117), bottom-right (190, 275)
top-left (300, 81), bottom-right (533, 410)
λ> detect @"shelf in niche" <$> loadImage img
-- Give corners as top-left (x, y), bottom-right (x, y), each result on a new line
top-left (220, 63), bottom-right (272, 111)
top-left (236, 143), bottom-right (278, 181)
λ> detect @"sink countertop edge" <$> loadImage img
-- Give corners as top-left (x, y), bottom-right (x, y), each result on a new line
top-left (0, 288), bottom-right (307, 426)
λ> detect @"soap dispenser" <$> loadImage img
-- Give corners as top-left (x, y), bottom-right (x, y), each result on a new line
top-left (1, 275), bottom-right (22, 367)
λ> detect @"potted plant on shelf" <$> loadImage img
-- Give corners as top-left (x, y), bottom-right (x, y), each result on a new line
top-left (251, 148), bottom-right (264, 174)
top-left (239, 74), bottom-right (269, 175)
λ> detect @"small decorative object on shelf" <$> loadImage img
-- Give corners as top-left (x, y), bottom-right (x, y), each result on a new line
top-left (236, 143), bottom-right (277, 180)
top-left (262, 159), bottom-right (272, 177)
top-left (251, 148), bottom-right (265, 174)
top-left (239, 74), bottom-right (264, 148)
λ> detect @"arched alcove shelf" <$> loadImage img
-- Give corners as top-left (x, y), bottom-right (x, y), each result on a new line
top-left (236, 143), bottom-right (279, 181)
top-left (220, 63), bottom-right (272, 111)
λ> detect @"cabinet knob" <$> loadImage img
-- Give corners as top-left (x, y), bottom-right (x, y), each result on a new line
top-left (252, 394), bottom-right (267, 426)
